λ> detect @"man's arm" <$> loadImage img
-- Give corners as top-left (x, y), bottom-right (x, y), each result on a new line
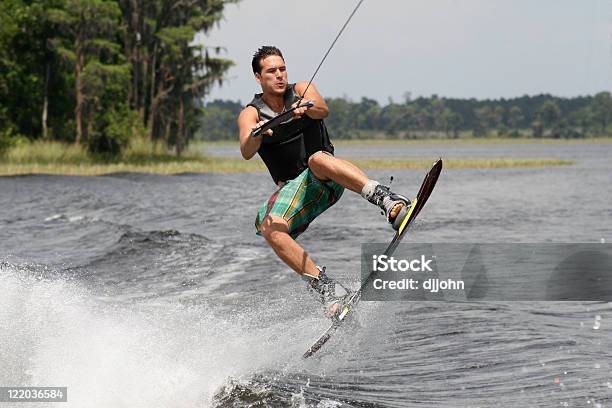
top-left (238, 106), bottom-right (271, 160)
top-left (294, 81), bottom-right (329, 119)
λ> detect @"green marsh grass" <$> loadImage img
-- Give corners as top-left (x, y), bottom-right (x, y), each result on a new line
top-left (1, 139), bottom-right (575, 176)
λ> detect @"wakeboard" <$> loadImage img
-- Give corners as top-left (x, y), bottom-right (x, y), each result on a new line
top-left (303, 158), bottom-right (443, 359)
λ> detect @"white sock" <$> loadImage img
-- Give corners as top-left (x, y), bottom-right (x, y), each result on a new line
top-left (360, 180), bottom-right (380, 200)
top-left (302, 272), bottom-right (319, 280)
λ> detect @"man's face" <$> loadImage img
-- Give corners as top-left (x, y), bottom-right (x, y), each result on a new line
top-left (255, 55), bottom-right (288, 96)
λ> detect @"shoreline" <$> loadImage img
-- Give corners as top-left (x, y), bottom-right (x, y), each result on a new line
top-left (0, 157), bottom-right (575, 177)
top-left (196, 136), bottom-right (612, 148)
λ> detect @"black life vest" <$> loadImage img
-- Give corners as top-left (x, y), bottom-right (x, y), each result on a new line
top-left (247, 84), bottom-right (334, 184)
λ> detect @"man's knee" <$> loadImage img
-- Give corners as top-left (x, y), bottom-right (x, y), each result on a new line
top-left (259, 215), bottom-right (290, 246)
top-left (308, 151), bottom-right (332, 180)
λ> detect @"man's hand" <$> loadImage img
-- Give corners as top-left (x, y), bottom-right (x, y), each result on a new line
top-left (293, 82), bottom-right (328, 119)
top-left (290, 100), bottom-right (311, 119)
top-left (253, 119), bottom-right (273, 137)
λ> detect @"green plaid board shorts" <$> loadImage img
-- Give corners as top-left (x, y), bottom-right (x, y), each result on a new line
top-left (255, 168), bottom-right (345, 239)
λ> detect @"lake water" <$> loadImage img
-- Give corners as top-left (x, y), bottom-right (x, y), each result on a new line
top-left (1, 142), bottom-right (611, 407)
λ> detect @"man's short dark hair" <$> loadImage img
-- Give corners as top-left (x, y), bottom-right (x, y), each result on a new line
top-left (252, 46), bottom-right (284, 74)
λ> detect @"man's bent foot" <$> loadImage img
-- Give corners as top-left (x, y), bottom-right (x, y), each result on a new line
top-left (363, 183), bottom-right (412, 230)
top-left (304, 266), bottom-right (352, 320)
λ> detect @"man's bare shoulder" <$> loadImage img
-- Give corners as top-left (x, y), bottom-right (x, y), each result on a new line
top-left (238, 105), bottom-right (258, 121)
top-left (294, 81), bottom-right (312, 94)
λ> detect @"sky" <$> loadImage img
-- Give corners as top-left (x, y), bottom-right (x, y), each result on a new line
top-left (199, 0), bottom-right (612, 104)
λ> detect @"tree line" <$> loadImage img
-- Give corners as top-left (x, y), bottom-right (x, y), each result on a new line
top-left (197, 92), bottom-right (612, 140)
top-left (1, 0), bottom-right (237, 156)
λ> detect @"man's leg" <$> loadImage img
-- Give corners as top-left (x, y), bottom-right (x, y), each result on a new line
top-left (308, 151), bottom-right (404, 219)
top-left (259, 213), bottom-right (349, 317)
top-left (258, 214), bottom-right (321, 278)
top-left (308, 152), bottom-right (368, 193)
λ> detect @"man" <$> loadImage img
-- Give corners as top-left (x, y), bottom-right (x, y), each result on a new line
top-left (238, 46), bottom-right (411, 318)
